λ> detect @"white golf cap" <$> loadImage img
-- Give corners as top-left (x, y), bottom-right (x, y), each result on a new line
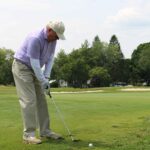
top-left (47, 21), bottom-right (65, 40)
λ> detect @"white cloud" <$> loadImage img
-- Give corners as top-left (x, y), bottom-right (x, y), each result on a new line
top-left (105, 0), bottom-right (150, 29)
top-left (101, 0), bottom-right (150, 58)
top-left (106, 7), bottom-right (139, 25)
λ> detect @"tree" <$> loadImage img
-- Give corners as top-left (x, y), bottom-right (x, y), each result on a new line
top-left (107, 35), bottom-right (124, 61)
top-left (131, 42), bottom-right (150, 85)
top-left (51, 49), bottom-right (69, 81)
top-left (68, 50), bottom-right (89, 87)
top-left (105, 35), bottom-right (124, 82)
top-left (81, 40), bottom-right (90, 49)
top-left (130, 47), bottom-right (142, 85)
top-left (91, 35), bottom-right (106, 67)
top-left (89, 67), bottom-right (111, 87)
top-left (0, 48), bottom-right (14, 85)
top-left (121, 59), bottom-right (132, 83)
top-left (138, 43), bottom-right (150, 85)
top-left (52, 48), bottom-right (90, 88)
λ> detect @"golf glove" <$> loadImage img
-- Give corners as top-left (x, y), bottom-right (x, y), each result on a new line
top-left (42, 79), bottom-right (50, 89)
top-left (42, 79), bottom-right (51, 96)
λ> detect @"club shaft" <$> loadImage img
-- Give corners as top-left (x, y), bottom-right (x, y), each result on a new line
top-left (49, 95), bottom-right (74, 141)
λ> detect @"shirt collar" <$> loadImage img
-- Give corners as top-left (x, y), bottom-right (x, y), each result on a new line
top-left (43, 27), bottom-right (48, 40)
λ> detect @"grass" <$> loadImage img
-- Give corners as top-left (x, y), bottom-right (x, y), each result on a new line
top-left (0, 86), bottom-right (150, 149)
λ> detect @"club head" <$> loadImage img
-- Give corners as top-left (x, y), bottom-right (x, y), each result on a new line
top-left (68, 134), bottom-right (80, 142)
top-left (72, 139), bottom-right (81, 142)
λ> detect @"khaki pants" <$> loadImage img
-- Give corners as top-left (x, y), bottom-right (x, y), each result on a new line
top-left (12, 59), bottom-right (51, 138)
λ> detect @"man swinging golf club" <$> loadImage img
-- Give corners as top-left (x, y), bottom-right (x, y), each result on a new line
top-left (12, 20), bottom-right (65, 144)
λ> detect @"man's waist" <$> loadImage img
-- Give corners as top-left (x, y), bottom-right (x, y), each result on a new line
top-left (14, 58), bottom-right (32, 69)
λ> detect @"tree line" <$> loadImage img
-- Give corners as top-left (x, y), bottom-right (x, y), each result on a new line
top-left (0, 35), bottom-right (150, 87)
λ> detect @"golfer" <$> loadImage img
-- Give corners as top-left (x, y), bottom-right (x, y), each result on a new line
top-left (12, 21), bottom-right (65, 144)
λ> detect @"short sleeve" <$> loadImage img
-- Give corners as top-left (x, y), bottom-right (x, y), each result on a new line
top-left (27, 37), bottom-right (41, 59)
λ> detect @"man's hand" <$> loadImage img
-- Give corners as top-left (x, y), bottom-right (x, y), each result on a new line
top-left (42, 79), bottom-right (51, 96)
top-left (42, 79), bottom-right (50, 89)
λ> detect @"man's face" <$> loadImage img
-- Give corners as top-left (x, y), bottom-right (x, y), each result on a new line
top-left (47, 28), bottom-right (59, 42)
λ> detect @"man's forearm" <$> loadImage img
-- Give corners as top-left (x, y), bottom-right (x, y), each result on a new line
top-left (30, 58), bottom-right (47, 83)
top-left (43, 52), bottom-right (55, 78)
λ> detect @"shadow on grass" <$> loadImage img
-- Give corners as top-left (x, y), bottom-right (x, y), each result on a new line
top-left (42, 138), bottom-right (114, 149)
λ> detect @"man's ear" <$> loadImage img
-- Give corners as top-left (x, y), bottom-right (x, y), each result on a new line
top-left (46, 26), bottom-right (52, 32)
top-left (48, 28), bottom-right (52, 32)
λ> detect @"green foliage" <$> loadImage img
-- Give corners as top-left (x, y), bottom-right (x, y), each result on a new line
top-left (68, 50), bottom-right (89, 87)
top-left (0, 48), bottom-right (14, 85)
top-left (81, 39), bottom-right (89, 49)
top-left (109, 35), bottom-right (123, 58)
top-left (52, 49), bottom-right (70, 81)
top-left (138, 45), bottom-right (150, 85)
top-left (52, 35), bottom-right (132, 88)
top-left (109, 34), bottom-right (124, 59)
top-left (89, 67), bottom-right (111, 87)
top-left (138, 46), bottom-right (150, 71)
top-left (105, 35), bottom-right (125, 83)
top-left (131, 42), bottom-right (150, 85)
top-left (91, 35), bottom-right (106, 66)
top-left (121, 59), bottom-right (132, 83)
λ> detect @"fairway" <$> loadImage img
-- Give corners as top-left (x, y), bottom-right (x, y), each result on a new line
top-left (0, 86), bottom-right (150, 150)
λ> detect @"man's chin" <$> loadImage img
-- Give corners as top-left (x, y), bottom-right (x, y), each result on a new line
top-left (47, 39), bottom-right (56, 42)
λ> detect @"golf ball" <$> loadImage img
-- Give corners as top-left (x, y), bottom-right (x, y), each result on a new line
top-left (89, 143), bottom-right (93, 147)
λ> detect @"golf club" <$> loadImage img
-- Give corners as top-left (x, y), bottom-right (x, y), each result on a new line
top-left (47, 90), bottom-right (80, 142)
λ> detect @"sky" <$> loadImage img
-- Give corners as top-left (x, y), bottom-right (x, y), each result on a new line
top-left (0, 0), bottom-right (150, 58)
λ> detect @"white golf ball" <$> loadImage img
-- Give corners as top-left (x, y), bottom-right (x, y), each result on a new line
top-left (89, 143), bottom-right (93, 147)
